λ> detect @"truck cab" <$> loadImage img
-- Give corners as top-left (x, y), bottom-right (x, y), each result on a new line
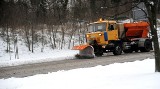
top-left (86, 19), bottom-right (122, 56)
top-left (86, 19), bottom-right (119, 45)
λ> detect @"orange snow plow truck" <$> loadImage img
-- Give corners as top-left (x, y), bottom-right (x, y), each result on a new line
top-left (72, 19), bottom-right (152, 58)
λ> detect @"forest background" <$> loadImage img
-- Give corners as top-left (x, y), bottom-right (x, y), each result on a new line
top-left (0, 0), bottom-right (160, 54)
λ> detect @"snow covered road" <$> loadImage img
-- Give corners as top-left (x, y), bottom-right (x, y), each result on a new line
top-left (0, 51), bottom-right (154, 79)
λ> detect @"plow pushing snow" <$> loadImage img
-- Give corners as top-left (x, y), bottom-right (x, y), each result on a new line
top-left (72, 18), bottom-right (152, 58)
top-left (72, 45), bottom-right (94, 58)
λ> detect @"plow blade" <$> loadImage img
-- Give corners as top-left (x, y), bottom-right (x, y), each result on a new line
top-left (72, 45), bottom-right (95, 59)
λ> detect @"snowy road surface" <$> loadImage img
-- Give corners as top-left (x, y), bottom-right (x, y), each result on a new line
top-left (0, 51), bottom-right (154, 79)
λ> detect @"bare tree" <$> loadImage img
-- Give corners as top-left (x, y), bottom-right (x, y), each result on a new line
top-left (24, 25), bottom-right (31, 51)
top-left (31, 24), bottom-right (34, 53)
top-left (49, 25), bottom-right (58, 49)
top-left (143, 0), bottom-right (160, 72)
top-left (68, 23), bottom-right (77, 49)
top-left (14, 36), bottom-right (19, 59)
top-left (60, 24), bottom-right (66, 49)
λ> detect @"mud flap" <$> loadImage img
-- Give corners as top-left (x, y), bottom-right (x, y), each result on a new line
top-left (72, 45), bottom-right (95, 59)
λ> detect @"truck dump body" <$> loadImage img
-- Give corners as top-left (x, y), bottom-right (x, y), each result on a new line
top-left (124, 22), bottom-right (149, 38)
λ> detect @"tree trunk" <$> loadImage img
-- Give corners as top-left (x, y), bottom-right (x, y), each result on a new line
top-left (52, 25), bottom-right (58, 49)
top-left (31, 24), bottom-right (34, 53)
top-left (78, 22), bottom-right (82, 44)
top-left (6, 24), bottom-right (9, 53)
top-left (49, 26), bottom-right (54, 49)
top-left (144, 0), bottom-right (160, 72)
top-left (41, 26), bottom-right (44, 52)
top-left (90, 0), bottom-right (96, 20)
top-left (14, 36), bottom-right (19, 59)
top-left (68, 32), bottom-right (73, 49)
top-left (24, 25), bottom-right (31, 51)
top-left (61, 26), bottom-right (65, 49)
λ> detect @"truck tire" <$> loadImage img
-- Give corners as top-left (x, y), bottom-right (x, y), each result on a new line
top-left (140, 40), bottom-right (151, 52)
top-left (123, 49), bottom-right (133, 53)
top-left (95, 52), bottom-right (103, 57)
top-left (94, 45), bottom-right (103, 57)
top-left (95, 49), bottom-right (103, 56)
top-left (113, 45), bottom-right (122, 55)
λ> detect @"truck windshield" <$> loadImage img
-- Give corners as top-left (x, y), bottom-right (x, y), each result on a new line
top-left (88, 22), bottom-right (106, 32)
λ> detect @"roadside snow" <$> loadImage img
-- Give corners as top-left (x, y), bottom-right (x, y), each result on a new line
top-left (0, 35), bottom-right (79, 67)
top-left (0, 59), bottom-right (160, 89)
top-left (0, 49), bottom-right (78, 67)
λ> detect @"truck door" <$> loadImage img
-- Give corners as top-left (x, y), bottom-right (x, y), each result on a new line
top-left (107, 23), bottom-right (119, 40)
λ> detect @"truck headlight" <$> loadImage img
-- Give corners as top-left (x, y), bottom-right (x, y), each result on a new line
top-left (86, 34), bottom-right (90, 38)
top-left (99, 34), bottom-right (102, 36)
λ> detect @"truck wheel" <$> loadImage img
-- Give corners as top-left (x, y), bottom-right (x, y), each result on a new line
top-left (113, 45), bottom-right (122, 55)
top-left (123, 49), bottom-right (133, 53)
top-left (95, 49), bottom-right (103, 57)
top-left (95, 52), bottom-right (103, 57)
top-left (94, 45), bottom-right (103, 57)
top-left (140, 40), bottom-right (151, 52)
top-left (135, 50), bottom-right (139, 52)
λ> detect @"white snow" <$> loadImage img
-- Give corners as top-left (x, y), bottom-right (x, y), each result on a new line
top-left (0, 59), bottom-right (160, 89)
top-left (118, 19), bottom-right (133, 23)
top-left (0, 36), bottom-right (79, 67)
top-left (0, 49), bottom-right (78, 67)
top-left (0, 50), bottom-right (78, 67)
top-left (150, 1), bottom-right (154, 6)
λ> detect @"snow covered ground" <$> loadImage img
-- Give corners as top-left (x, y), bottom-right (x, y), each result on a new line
top-left (0, 36), bottom-right (79, 67)
top-left (0, 49), bottom-right (78, 67)
top-left (0, 59), bottom-right (160, 89)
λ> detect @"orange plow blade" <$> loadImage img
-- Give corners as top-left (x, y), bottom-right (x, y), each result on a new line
top-left (72, 45), bottom-right (95, 58)
top-left (72, 45), bottom-right (90, 50)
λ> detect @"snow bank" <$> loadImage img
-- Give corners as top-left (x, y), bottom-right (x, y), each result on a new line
top-left (0, 59), bottom-right (160, 89)
top-left (0, 49), bottom-right (78, 67)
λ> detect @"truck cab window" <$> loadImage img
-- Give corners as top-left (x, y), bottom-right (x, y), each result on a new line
top-left (88, 22), bottom-right (106, 32)
top-left (95, 23), bottom-right (106, 31)
top-left (108, 24), bottom-right (114, 31)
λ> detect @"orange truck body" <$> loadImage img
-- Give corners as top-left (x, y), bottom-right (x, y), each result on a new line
top-left (124, 22), bottom-right (149, 38)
